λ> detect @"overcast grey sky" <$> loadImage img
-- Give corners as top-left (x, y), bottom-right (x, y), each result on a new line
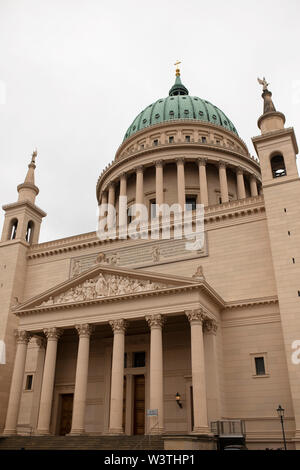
top-left (0, 0), bottom-right (300, 243)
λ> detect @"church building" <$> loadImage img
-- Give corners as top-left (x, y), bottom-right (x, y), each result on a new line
top-left (0, 67), bottom-right (300, 450)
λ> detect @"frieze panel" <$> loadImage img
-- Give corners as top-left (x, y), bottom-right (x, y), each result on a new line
top-left (69, 235), bottom-right (208, 277)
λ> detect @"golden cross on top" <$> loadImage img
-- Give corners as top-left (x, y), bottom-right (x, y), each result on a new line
top-left (174, 60), bottom-right (181, 76)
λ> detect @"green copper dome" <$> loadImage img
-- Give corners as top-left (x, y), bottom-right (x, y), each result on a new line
top-left (123, 74), bottom-right (238, 141)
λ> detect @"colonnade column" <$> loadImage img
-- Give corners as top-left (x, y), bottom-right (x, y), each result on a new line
top-left (136, 166), bottom-right (144, 206)
top-left (146, 314), bottom-right (165, 434)
top-left (101, 191), bottom-right (108, 206)
top-left (186, 309), bottom-right (209, 434)
top-left (3, 330), bottom-right (31, 435)
top-left (250, 174), bottom-right (258, 197)
top-left (176, 158), bottom-right (185, 210)
top-left (203, 319), bottom-right (221, 421)
top-left (36, 328), bottom-right (63, 435)
top-left (70, 324), bottom-right (94, 435)
top-left (155, 161), bottom-right (164, 206)
top-left (198, 158), bottom-right (209, 207)
top-left (119, 173), bottom-right (127, 233)
top-left (108, 319), bottom-right (128, 434)
top-left (236, 167), bottom-right (246, 199)
top-left (107, 182), bottom-right (116, 230)
top-left (218, 161), bottom-right (229, 203)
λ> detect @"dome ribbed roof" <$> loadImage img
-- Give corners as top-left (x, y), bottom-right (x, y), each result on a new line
top-left (123, 74), bottom-right (238, 141)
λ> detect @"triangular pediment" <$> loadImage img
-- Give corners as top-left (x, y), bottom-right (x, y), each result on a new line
top-left (13, 263), bottom-right (204, 314)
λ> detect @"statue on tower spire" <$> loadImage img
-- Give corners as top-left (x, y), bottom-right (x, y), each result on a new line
top-left (257, 76), bottom-right (276, 114)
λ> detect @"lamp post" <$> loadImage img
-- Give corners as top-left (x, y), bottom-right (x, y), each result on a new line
top-left (277, 405), bottom-right (287, 450)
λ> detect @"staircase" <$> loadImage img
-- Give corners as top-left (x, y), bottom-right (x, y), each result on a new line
top-left (0, 435), bottom-right (164, 451)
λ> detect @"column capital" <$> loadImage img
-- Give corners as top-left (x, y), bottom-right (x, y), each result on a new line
top-left (218, 160), bottom-right (227, 169)
top-left (146, 314), bottom-right (166, 329)
top-left (176, 157), bottom-right (185, 165)
top-left (185, 308), bottom-right (206, 325)
top-left (136, 165), bottom-right (144, 173)
top-left (203, 319), bottom-right (218, 335)
top-left (109, 319), bottom-right (128, 334)
top-left (155, 160), bottom-right (164, 168)
top-left (250, 172), bottom-right (257, 181)
top-left (43, 327), bottom-right (63, 341)
top-left (15, 330), bottom-right (31, 345)
top-left (236, 166), bottom-right (244, 175)
top-left (108, 181), bottom-right (116, 189)
top-left (119, 172), bottom-right (127, 180)
top-left (75, 324), bottom-right (95, 338)
top-left (198, 157), bottom-right (208, 167)
top-left (35, 336), bottom-right (46, 349)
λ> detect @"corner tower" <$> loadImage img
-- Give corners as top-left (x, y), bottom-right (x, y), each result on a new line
top-left (0, 150), bottom-right (46, 432)
top-left (252, 80), bottom-right (300, 448)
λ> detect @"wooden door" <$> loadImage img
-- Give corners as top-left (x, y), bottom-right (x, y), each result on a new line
top-left (59, 394), bottom-right (73, 435)
top-left (133, 375), bottom-right (145, 435)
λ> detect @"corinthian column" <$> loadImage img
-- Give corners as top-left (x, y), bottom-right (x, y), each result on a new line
top-left (36, 328), bottom-right (63, 435)
top-left (108, 319), bottom-right (128, 434)
top-left (186, 309), bottom-right (209, 434)
top-left (3, 330), bottom-right (31, 435)
top-left (136, 166), bottom-right (144, 206)
top-left (236, 167), bottom-right (246, 200)
top-left (250, 174), bottom-right (258, 197)
top-left (155, 161), bottom-right (164, 206)
top-left (176, 158), bottom-right (185, 210)
top-left (198, 158), bottom-right (209, 207)
top-left (118, 173), bottom-right (127, 234)
top-left (203, 319), bottom-right (221, 421)
top-left (70, 324), bottom-right (94, 435)
top-left (146, 314), bottom-right (166, 434)
top-left (218, 161), bottom-right (229, 203)
top-left (107, 182), bottom-right (116, 230)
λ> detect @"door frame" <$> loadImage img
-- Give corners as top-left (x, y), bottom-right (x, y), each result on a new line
top-left (52, 384), bottom-right (75, 435)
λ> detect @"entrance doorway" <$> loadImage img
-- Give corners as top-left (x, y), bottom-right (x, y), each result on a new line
top-left (59, 393), bottom-right (73, 435)
top-left (133, 375), bottom-right (145, 435)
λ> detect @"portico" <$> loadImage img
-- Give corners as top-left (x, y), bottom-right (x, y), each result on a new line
top-left (4, 264), bottom-right (223, 438)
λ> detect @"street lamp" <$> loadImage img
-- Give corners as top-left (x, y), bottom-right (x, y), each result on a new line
top-left (277, 405), bottom-right (287, 450)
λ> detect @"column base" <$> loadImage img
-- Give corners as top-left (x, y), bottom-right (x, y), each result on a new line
top-left (191, 426), bottom-right (211, 435)
top-left (108, 428), bottom-right (125, 435)
top-left (68, 429), bottom-right (86, 436)
top-left (35, 430), bottom-right (51, 436)
top-left (2, 429), bottom-right (18, 436)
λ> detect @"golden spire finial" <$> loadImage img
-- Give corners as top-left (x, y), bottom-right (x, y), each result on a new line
top-left (174, 60), bottom-right (181, 77)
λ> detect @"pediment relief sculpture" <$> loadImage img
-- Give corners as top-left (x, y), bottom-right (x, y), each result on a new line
top-left (39, 273), bottom-right (171, 307)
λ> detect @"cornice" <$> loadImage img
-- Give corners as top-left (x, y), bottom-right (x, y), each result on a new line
top-left (223, 295), bottom-right (278, 310)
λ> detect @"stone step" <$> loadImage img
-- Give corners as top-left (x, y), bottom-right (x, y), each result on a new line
top-left (0, 435), bottom-right (164, 450)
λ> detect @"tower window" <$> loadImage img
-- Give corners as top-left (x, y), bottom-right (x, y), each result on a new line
top-left (9, 219), bottom-right (18, 240)
top-left (271, 154), bottom-right (287, 178)
top-left (255, 357), bottom-right (266, 376)
top-left (25, 221), bottom-right (34, 244)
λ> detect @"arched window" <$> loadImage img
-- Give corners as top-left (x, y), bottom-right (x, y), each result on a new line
top-left (25, 220), bottom-right (34, 244)
top-left (271, 154), bottom-right (287, 178)
top-left (9, 218), bottom-right (18, 240)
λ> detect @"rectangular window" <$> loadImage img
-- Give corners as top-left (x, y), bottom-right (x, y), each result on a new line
top-left (255, 357), bottom-right (266, 376)
top-left (153, 139), bottom-right (159, 146)
top-left (133, 351), bottom-right (146, 368)
top-left (185, 196), bottom-right (197, 211)
top-left (25, 374), bottom-right (33, 391)
top-left (169, 136), bottom-right (174, 144)
top-left (185, 135), bottom-right (191, 143)
top-left (201, 137), bottom-right (207, 143)
top-left (150, 199), bottom-right (156, 219)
